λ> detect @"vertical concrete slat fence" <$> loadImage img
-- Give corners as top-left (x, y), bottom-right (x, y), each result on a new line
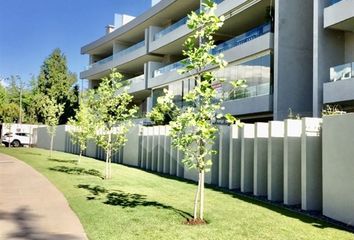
top-left (36, 116), bottom-right (354, 227)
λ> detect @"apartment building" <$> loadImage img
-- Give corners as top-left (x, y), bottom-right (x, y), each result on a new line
top-left (80, 0), bottom-right (314, 121)
top-left (313, 0), bottom-right (354, 116)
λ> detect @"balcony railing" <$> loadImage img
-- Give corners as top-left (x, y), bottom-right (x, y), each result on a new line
top-left (328, 0), bottom-right (342, 6)
top-left (153, 60), bottom-right (185, 77)
top-left (126, 74), bottom-right (145, 85)
top-left (330, 62), bottom-right (354, 82)
top-left (154, 0), bottom-right (224, 41)
top-left (228, 82), bottom-right (270, 100)
top-left (114, 40), bottom-right (145, 58)
top-left (85, 40), bottom-right (145, 70)
top-left (212, 23), bottom-right (271, 55)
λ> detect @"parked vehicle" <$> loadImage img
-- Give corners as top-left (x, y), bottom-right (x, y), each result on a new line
top-left (1, 132), bottom-right (32, 147)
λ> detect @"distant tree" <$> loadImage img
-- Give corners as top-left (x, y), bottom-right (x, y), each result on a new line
top-left (37, 48), bottom-right (78, 124)
top-left (90, 69), bottom-right (137, 179)
top-left (41, 96), bottom-right (64, 158)
top-left (68, 94), bottom-right (95, 163)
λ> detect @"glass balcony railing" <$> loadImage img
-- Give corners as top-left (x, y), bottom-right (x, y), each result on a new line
top-left (85, 55), bottom-right (113, 70)
top-left (212, 23), bottom-right (271, 55)
top-left (153, 60), bottom-right (185, 77)
top-left (228, 82), bottom-right (270, 100)
top-left (330, 62), bottom-right (354, 82)
top-left (114, 40), bottom-right (145, 58)
top-left (154, 0), bottom-right (224, 41)
top-left (85, 40), bottom-right (145, 70)
top-left (328, 0), bottom-right (342, 6)
top-left (126, 74), bottom-right (145, 85)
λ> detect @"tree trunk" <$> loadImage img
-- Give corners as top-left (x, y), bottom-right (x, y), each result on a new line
top-left (200, 169), bottom-right (205, 220)
top-left (50, 135), bottom-right (54, 159)
top-left (193, 171), bottom-right (201, 220)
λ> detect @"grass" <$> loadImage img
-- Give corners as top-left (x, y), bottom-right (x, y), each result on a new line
top-left (1, 147), bottom-right (354, 240)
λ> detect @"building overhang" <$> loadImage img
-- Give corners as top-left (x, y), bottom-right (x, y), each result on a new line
top-left (324, 0), bottom-right (354, 31)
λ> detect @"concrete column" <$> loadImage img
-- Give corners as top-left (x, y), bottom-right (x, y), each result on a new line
top-left (176, 150), bottom-right (184, 178)
top-left (163, 126), bottom-right (171, 174)
top-left (218, 125), bottom-right (230, 188)
top-left (157, 126), bottom-right (165, 173)
top-left (151, 126), bottom-right (159, 171)
top-left (123, 125), bottom-right (140, 167)
top-left (146, 127), bottom-right (154, 170)
top-left (86, 139), bottom-right (97, 158)
top-left (301, 118), bottom-right (322, 211)
top-left (254, 122), bottom-right (268, 196)
top-left (284, 119), bottom-right (302, 205)
top-left (170, 145), bottom-right (177, 176)
top-left (229, 124), bottom-right (241, 190)
top-left (241, 124), bottom-right (255, 193)
top-left (267, 121), bottom-right (284, 202)
top-left (148, 26), bottom-right (163, 50)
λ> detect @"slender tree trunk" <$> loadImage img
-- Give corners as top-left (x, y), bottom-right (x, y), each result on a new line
top-left (50, 135), bottom-right (54, 159)
top-left (200, 169), bottom-right (205, 220)
top-left (193, 172), bottom-right (201, 220)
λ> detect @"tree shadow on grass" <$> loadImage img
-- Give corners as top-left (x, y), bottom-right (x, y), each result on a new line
top-left (49, 166), bottom-right (103, 179)
top-left (77, 184), bottom-right (192, 220)
top-left (21, 151), bottom-right (42, 156)
top-left (48, 158), bottom-right (77, 164)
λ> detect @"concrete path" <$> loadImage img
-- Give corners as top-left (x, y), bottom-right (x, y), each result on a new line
top-left (0, 153), bottom-right (87, 240)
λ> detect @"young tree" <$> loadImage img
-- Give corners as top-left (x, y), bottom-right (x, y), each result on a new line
top-left (41, 96), bottom-right (64, 158)
top-left (90, 69), bottom-right (137, 179)
top-left (169, 0), bottom-right (240, 222)
top-left (68, 94), bottom-right (94, 163)
top-left (147, 89), bottom-right (180, 125)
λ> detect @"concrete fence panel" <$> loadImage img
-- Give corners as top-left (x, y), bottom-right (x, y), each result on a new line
top-left (146, 127), bottom-right (153, 170)
top-left (284, 119), bottom-right (302, 205)
top-left (170, 145), bottom-right (178, 176)
top-left (151, 126), bottom-right (159, 171)
top-left (123, 125), bottom-right (140, 167)
top-left (254, 122), bottom-right (268, 196)
top-left (218, 125), bottom-right (230, 188)
top-left (267, 121), bottom-right (284, 202)
top-left (157, 126), bottom-right (165, 173)
top-left (229, 125), bottom-right (241, 190)
top-left (323, 113), bottom-right (354, 225)
top-left (301, 118), bottom-right (322, 211)
top-left (241, 124), bottom-right (255, 193)
top-left (141, 127), bottom-right (148, 169)
top-left (163, 126), bottom-right (171, 174)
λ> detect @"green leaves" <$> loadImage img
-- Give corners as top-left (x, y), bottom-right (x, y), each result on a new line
top-left (89, 68), bottom-right (137, 154)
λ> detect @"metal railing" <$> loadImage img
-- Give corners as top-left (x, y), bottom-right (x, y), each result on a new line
top-left (330, 62), bottom-right (354, 82)
top-left (228, 82), bottom-right (270, 100)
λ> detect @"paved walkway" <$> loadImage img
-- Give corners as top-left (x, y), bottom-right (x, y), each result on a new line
top-left (0, 153), bottom-right (87, 240)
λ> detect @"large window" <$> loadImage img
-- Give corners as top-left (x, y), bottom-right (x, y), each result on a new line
top-left (214, 53), bottom-right (272, 100)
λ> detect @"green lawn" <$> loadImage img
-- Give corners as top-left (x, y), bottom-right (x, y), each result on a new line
top-left (1, 147), bottom-right (353, 240)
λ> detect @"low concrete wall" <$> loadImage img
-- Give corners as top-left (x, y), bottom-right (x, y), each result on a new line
top-left (254, 123), bottom-right (268, 196)
top-left (241, 124), bottom-right (255, 193)
top-left (323, 113), bottom-right (354, 225)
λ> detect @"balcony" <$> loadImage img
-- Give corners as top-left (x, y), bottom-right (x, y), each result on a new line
top-left (148, 23), bottom-right (273, 89)
top-left (212, 23), bottom-right (271, 55)
top-left (324, 0), bottom-right (354, 31)
top-left (81, 40), bottom-right (147, 80)
top-left (324, 62), bottom-right (354, 104)
top-left (122, 74), bottom-right (147, 94)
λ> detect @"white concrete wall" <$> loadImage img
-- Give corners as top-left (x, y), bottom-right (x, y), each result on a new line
top-left (267, 121), bottom-right (284, 202)
top-left (229, 125), bottom-right (241, 190)
top-left (323, 113), bottom-right (354, 226)
top-left (283, 120), bottom-right (302, 205)
top-left (254, 123), bottom-right (268, 196)
top-left (241, 124), bottom-right (255, 193)
top-left (301, 118), bottom-right (322, 211)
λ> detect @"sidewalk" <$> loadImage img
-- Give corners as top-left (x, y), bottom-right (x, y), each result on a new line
top-left (0, 153), bottom-right (87, 240)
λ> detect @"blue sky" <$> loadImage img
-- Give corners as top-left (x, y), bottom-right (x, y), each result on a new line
top-left (0, 0), bottom-right (151, 87)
